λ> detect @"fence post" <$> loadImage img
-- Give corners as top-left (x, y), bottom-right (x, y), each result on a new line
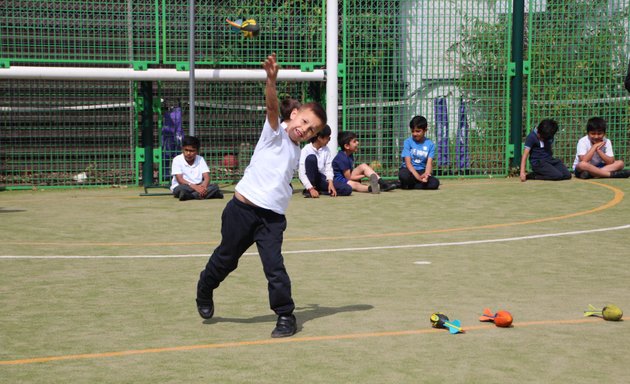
top-left (140, 81), bottom-right (154, 188)
top-left (510, 0), bottom-right (525, 168)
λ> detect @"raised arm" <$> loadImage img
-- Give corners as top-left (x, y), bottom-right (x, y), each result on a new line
top-left (263, 53), bottom-right (280, 130)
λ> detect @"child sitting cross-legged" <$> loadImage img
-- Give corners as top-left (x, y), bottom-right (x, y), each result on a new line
top-left (572, 117), bottom-right (630, 179)
top-left (170, 136), bottom-right (223, 200)
top-left (398, 115), bottom-right (440, 190)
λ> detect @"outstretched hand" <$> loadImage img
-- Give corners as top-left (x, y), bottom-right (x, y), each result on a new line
top-left (263, 53), bottom-right (278, 82)
top-left (263, 53), bottom-right (280, 129)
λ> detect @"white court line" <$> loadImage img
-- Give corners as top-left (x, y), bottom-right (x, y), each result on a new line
top-left (1, 224), bottom-right (629, 260)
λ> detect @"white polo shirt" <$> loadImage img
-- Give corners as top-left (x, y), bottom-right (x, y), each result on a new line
top-left (235, 119), bottom-right (300, 214)
top-left (170, 154), bottom-right (210, 191)
top-left (572, 136), bottom-right (614, 170)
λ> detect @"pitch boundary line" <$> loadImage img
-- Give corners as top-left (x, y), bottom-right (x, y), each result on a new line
top-left (0, 318), bottom-right (603, 366)
top-left (1, 180), bottom-right (624, 247)
top-left (2, 224), bottom-right (628, 259)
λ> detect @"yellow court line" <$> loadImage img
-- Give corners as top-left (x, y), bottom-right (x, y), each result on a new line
top-left (325, 179), bottom-right (626, 241)
top-left (2, 180), bottom-right (625, 247)
top-left (0, 317), bottom-right (604, 366)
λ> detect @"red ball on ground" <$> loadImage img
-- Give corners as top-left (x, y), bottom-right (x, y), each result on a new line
top-left (494, 310), bottom-right (513, 327)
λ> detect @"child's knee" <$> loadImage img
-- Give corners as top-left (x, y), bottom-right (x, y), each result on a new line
top-left (305, 154), bottom-right (318, 167)
top-left (337, 183), bottom-right (353, 196)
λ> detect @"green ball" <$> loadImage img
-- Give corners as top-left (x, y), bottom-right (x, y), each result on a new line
top-left (602, 304), bottom-right (623, 321)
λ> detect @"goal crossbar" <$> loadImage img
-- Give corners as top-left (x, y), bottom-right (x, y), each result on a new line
top-left (0, 67), bottom-right (326, 82)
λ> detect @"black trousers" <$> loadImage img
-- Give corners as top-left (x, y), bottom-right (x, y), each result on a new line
top-left (531, 157), bottom-right (572, 181)
top-left (398, 167), bottom-right (440, 190)
top-left (197, 197), bottom-right (294, 316)
top-left (173, 183), bottom-right (222, 200)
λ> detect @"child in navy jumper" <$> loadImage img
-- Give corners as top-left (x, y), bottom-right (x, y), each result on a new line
top-left (196, 53), bottom-right (327, 338)
top-left (332, 131), bottom-right (396, 193)
top-left (519, 119), bottom-right (571, 182)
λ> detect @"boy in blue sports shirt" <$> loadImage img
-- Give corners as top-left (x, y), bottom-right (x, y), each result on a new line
top-left (519, 119), bottom-right (571, 182)
top-left (398, 115), bottom-right (440, 190)
top-left (195, 53), bottom-right (327, 338)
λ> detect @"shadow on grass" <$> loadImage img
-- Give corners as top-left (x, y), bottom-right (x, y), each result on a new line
top-left (204, 303), bottom-right (374, 327)
top-left (0, 207), bottom-right (27, 213)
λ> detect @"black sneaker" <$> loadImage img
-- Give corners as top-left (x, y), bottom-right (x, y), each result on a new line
top-left (610, 169), bottom-right (630, 178)
top-left (302, 189), bottom-right (311, 198)
top-left (577, 171), bottom-right (592, 179)
top-left (271, 314), bottom-right (297, 338)
top-left (525, 172), bottom-right (536, 180)
top-left (196, 298), bottom-right (214, 319)
top-left (381, 182), bottom-right (397, 192)
top-left (369, 174), bottom-right (380, 194)
top-left (378, 178), bottom-right (396, 192)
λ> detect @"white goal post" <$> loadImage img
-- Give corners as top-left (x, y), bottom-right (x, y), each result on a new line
top-left (0, 66), bottom-right (326, 82)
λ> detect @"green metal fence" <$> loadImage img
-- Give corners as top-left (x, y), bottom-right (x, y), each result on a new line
top-left (1, 0), bottom-right (629, 188)
top-left (162, 0), bottom-right (325, 67)
top-left (157, 81), bottom-right (314, 185)
top-left (526, 0), bottom-right (630, 168)
top-left (1, 0), bottom-right (159, 67)
top-left (0, 79), bottom-right (136, 186)
top-left (343, 0), bottom-right (511, 178)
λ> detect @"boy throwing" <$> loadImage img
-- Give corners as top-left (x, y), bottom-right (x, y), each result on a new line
top-left (195, 53), bottom-right (327, 338)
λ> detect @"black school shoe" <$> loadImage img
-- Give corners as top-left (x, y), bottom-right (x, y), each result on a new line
top-left (577, 171), bottom-right (592, 179)
top-left (610, 169), bottom-right (630, 178)
top-left (378, 178), bottom-right (397, 192)
top-left (196, 297), bottom-right (214, 319)
top-left (271, 314), bottom-right (297, 338)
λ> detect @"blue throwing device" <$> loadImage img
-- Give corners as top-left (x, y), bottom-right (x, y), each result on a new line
top-left (443, 319), bottom-right (464, 334)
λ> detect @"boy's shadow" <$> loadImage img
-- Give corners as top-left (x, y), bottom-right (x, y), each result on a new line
top-left (204, 303), bottom-right (373, 331)
top-left (0, 207), bottom-right (27, 213)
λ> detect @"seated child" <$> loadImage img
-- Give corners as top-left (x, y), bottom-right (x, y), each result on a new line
top-left (170, 136), bottom-right (223, 200)
top-left (398, 115), bottom-right (440, 190)
top-left (519, 119), bottom-right (572, 182)
top-left (572, 117), bottom-right (630, 179)
top-left (299, 124), bottom-right (352, 197)
top-left (332, 131), bottom-right (396, 193)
